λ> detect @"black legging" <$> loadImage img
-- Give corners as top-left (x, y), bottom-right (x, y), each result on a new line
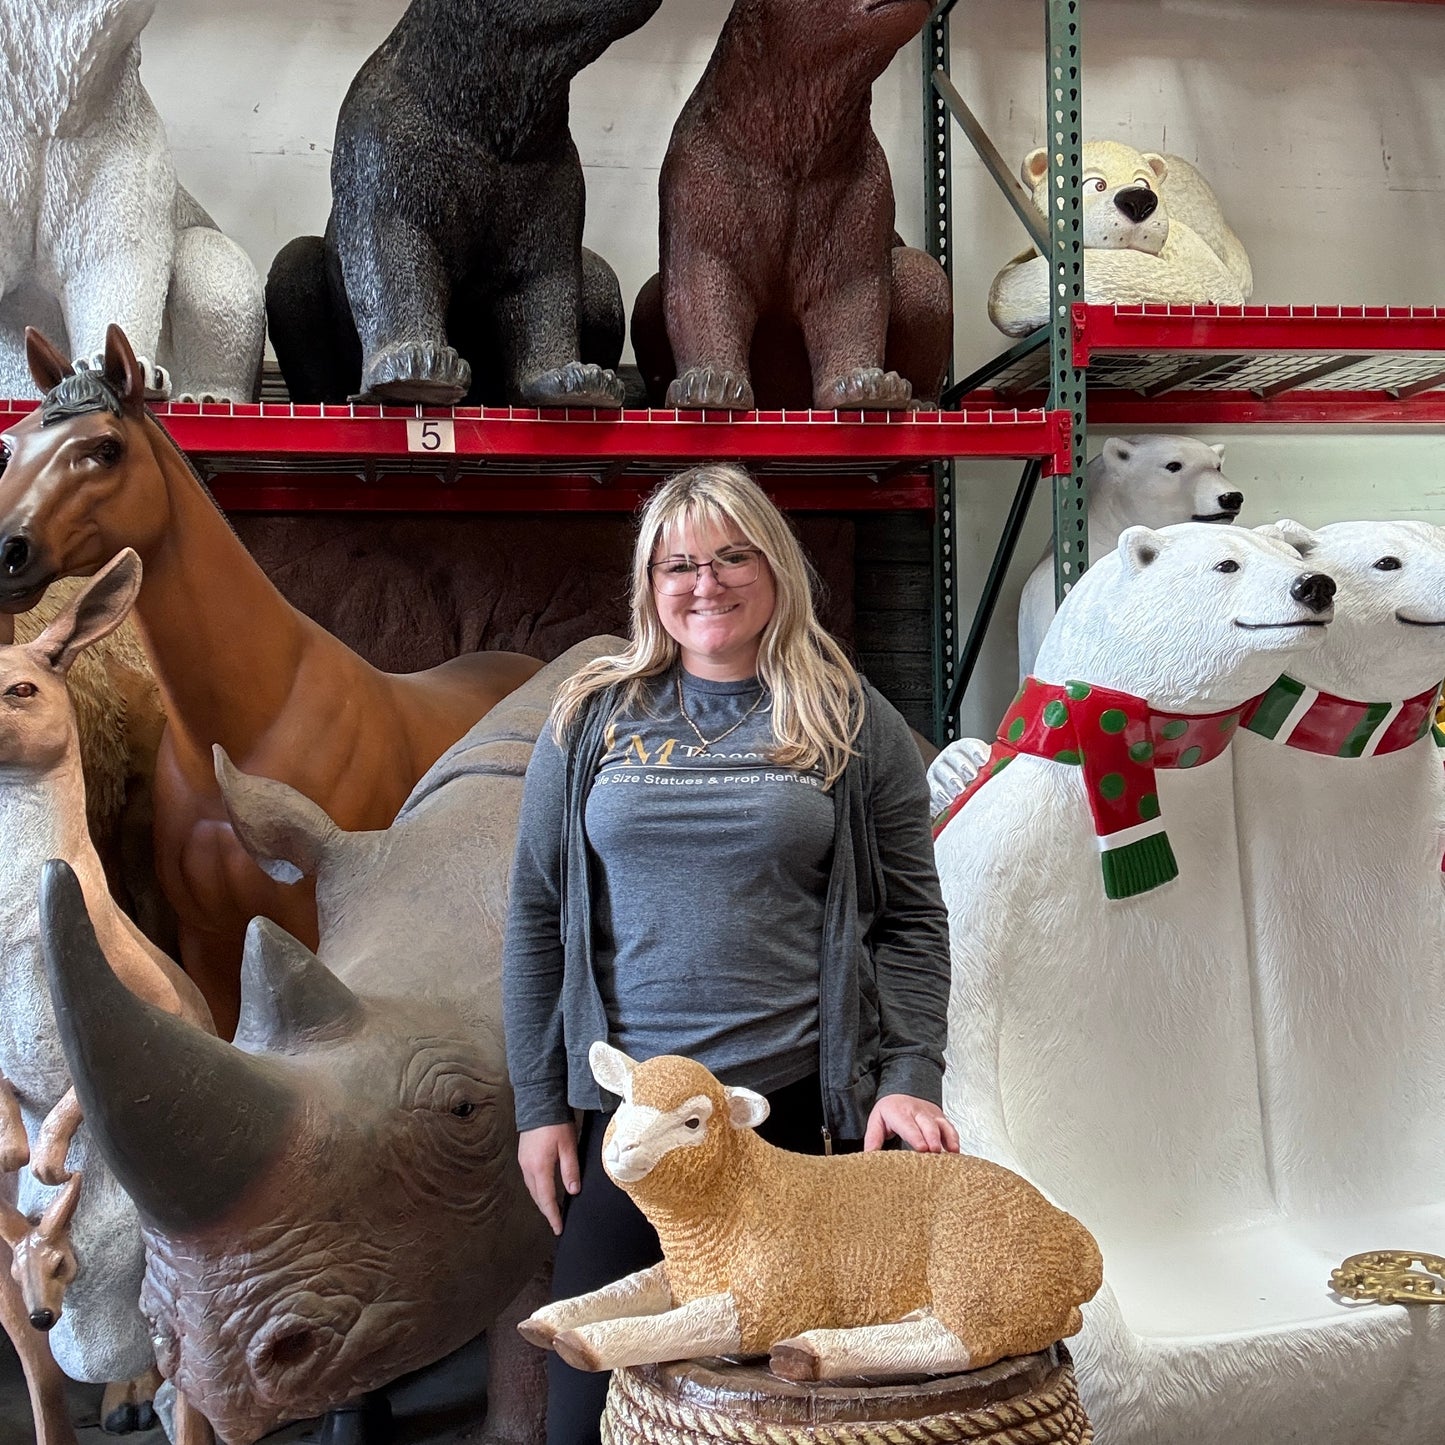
top-left (545, 1074), bottom-right (856, 1445)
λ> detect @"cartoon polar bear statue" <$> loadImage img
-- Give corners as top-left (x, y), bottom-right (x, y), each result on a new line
top-left (989, 141), bottom-right (1252, 337)
top-left (0, 0), bottom-right (265, 400)
top-left (936, 522), bottom-right (1352, 1445)
top-left (1016, 435), bottom-right (1244, 678)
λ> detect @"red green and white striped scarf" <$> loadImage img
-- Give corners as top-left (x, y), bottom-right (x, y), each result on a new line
top-left (933, 677), bottom-right (1245, 900)
top-left (1241, 675), bottom-right (1442, 757)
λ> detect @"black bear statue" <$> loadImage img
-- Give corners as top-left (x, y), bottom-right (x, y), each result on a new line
top-left (267, 0), bottom-right (661, 407)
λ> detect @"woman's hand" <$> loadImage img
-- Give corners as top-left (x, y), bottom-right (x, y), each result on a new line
top-left (864, 1094), bottom-right (961, 1154)
top-left (518, 1122), bottom-right (581, 1235)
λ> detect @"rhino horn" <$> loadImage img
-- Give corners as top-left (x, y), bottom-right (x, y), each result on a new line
top-left (39, 860), bottom-right (298, 1235)
top-left (234, 917), bottom-right (361, 1054)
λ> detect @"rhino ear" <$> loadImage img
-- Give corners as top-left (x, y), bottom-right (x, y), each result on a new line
top-left (214, 746), bottom-right (341, 885)
top-left (589, 1041), bottom-right (636, 1102)
top-left (234, 917), bottom-right (360, 1053)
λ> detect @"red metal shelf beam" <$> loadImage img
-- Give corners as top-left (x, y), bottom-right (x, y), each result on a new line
top-left (0, 401), bottom-right (1071, 510)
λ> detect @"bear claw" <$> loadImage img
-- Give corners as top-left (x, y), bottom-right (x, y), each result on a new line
top-left (520, 361), bottom-right (626, 409)
top-left (667, 366), bottom-right (755, 411)
top-left (360, 341), bottom-right (471, 405)
top-left (817, 367), bottom-right (912, 411)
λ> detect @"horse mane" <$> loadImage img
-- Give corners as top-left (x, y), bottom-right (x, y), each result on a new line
top-left (40, 370), bottom-right (122, 427)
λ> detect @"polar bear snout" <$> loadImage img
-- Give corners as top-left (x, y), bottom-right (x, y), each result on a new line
top-left (1219, 491), bottom-right (1244, 515)
top-left (1290, 572), bottom-right (1337, 614)
top-left (1114, 186), bottom-right (1159, 225)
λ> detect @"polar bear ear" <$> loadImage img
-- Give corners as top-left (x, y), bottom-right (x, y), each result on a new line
top-left (1118, 526), bottom-right (1167, 574)
top-left (1142, 152), bottom-right (1169, 185)
top-left (1021, 147), bottom-right (1050, 189)
top-left (1255, 518), bottom-right (1319, 557)
top-left (1210, 444), bottom-right (1226, 463)
top-left (1100, 437), bottom-right (1133, 467)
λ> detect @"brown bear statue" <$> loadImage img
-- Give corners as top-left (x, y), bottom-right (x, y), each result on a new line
top-left (631, 0), bottom-right (952, 412)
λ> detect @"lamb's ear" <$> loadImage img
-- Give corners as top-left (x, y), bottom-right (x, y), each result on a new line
top-left (102, 325), bottom-right (146, 411)
top-left (1021, 147), bottom-right (1050, 190)
top-left (589, 1041), bottom-right (636, 1102)
top-left (724, 1086), bottom-right (770, 1130)
top-left (1118, 525), bottom-right (1166, 574)
top-left (1142, 152), bottom-right (1169, 185)
top-left (25, 328), bottom-right (74, 395)
top-left (1100, 437), bottom-right (1133, 467)
top-left (30, 550), bottom-right (142, 674)
top-left (1255, 518), bottom-right (1319, 557)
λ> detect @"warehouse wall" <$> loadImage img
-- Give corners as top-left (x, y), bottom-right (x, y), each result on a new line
top-left (142, 0), bottom-right (1445, 735)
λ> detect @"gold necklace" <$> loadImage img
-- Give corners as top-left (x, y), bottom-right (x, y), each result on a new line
top-left (675, 672), bottom-right (769, 754)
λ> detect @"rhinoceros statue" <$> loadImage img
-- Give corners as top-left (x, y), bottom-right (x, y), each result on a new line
top-left (38, 638), bottom-right (618, 1444)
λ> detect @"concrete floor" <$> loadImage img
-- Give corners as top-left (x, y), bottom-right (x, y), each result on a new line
top-left (0, 1333), bottom-right (494, 1444)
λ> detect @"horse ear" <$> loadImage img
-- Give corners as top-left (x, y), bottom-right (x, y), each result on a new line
top-left (25, 329), bottom-right (73, 396)
top-left (102, 326), bottom-right (145, 410)
top-left (30, 550), bottom-right (143, 674)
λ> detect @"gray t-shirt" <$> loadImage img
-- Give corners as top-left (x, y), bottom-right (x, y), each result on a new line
top-left (581, 669), bottom-right (833, 1093)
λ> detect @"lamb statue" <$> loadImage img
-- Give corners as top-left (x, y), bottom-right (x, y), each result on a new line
top-left (0, 0), bottom-right (265, 399)
top-left (519, 1043), bottom-right (1102, 1382)
top-left (988, 142), bottom-right (1252, 337)
top-left (1016, 435), bottom-right (1243, 678)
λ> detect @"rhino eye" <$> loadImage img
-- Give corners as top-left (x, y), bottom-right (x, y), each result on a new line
top-left (1374, 556), bottom-right (1402, 571)
top-left (450, 1101), bottom-right (475, 1118)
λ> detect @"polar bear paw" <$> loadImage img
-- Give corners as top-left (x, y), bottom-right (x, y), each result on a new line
top-left (78, 352), bottom-right (171, 400)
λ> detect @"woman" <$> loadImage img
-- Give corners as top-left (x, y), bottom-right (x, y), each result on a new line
top-left (502, 464), bottom-right (955, 1444)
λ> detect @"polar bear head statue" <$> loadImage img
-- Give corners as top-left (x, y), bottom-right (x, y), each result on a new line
top-left (1091, 436), bottom-right (1242, 529)
top-left (1023, 140), bottom-right (1170, 254)
top-left (1036, 523), bottom-right (1336, 711)
top-left (1257, 519), bottom-right (1445, 701)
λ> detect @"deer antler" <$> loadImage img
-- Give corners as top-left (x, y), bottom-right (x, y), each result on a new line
top-left (0, 1075), bottom-right (29, 1175)
top-left (31, 1090), bottom-right (81, 1186)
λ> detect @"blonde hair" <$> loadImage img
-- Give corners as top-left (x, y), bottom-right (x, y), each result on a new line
top-left (550, 464), bottom-right (862, 786)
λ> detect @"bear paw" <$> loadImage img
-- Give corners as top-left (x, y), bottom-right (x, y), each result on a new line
top-left (360, 342), bottom-right (471, 405)
top-left (520, 361), bottom-right (626, 409)
top-left (79, 353), bottom-right (171, 401)
top-left (768, 1334), bottom-right (824, 1382)
top-left (817, 368), bottom-right (912, 411)
top-left (666, 366), bottom-right (755, 411)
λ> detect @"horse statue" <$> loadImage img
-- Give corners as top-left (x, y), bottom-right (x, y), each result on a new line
top-left (0, 324), bottom-right (543, 1035)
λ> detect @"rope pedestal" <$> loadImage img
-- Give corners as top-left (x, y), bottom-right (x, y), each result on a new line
top-left (601, 1344), bottom-right (1091, 1445)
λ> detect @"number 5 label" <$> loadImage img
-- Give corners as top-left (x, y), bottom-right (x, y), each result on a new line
top-left (406, 419), bottom-right (456, 454)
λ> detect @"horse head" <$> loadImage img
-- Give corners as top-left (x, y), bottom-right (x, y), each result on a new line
top-left (0, 326), bottom-right (170, 612)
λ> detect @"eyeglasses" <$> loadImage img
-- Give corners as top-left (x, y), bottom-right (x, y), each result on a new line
top-left (648, 548), bottom-right (763, 595)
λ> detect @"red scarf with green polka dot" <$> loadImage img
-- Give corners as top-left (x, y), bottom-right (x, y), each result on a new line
top-left (934, 677), bottom-right (1246, 900)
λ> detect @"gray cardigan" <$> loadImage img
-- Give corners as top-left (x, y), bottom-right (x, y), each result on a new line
top-left (501, 676), bottom-right (951, 1139)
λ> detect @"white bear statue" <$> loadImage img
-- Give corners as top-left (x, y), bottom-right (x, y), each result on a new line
top-left (1016, 435), bottom-right (1242, 679)
top-left (1236, 520), bottom-right (1445, 1244)
top-left (989, 142), bottom-right (1251, 337)
top-left (0, 0), bottom-right (265, 400)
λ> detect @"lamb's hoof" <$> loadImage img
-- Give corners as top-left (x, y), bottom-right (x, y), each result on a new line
top-left (551, 1327), bottom-right (605, 1372)
top-left (100, 1402), bottom-right (138, 1434)
top-left (666, 366), bottom-right (754, 411)
top-left (520, 361), bottom-right (626, 408)
top-left (360, 342), bottom-right (470, 405)
top-left (516, 1314), bottom-right (558, 1350)
top-left (81, 352), bottom-right (171, 401)
top-left (768, 1336), bottom-right (823, 1382)
top-left (817, 367), bottom-right (912, 411)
